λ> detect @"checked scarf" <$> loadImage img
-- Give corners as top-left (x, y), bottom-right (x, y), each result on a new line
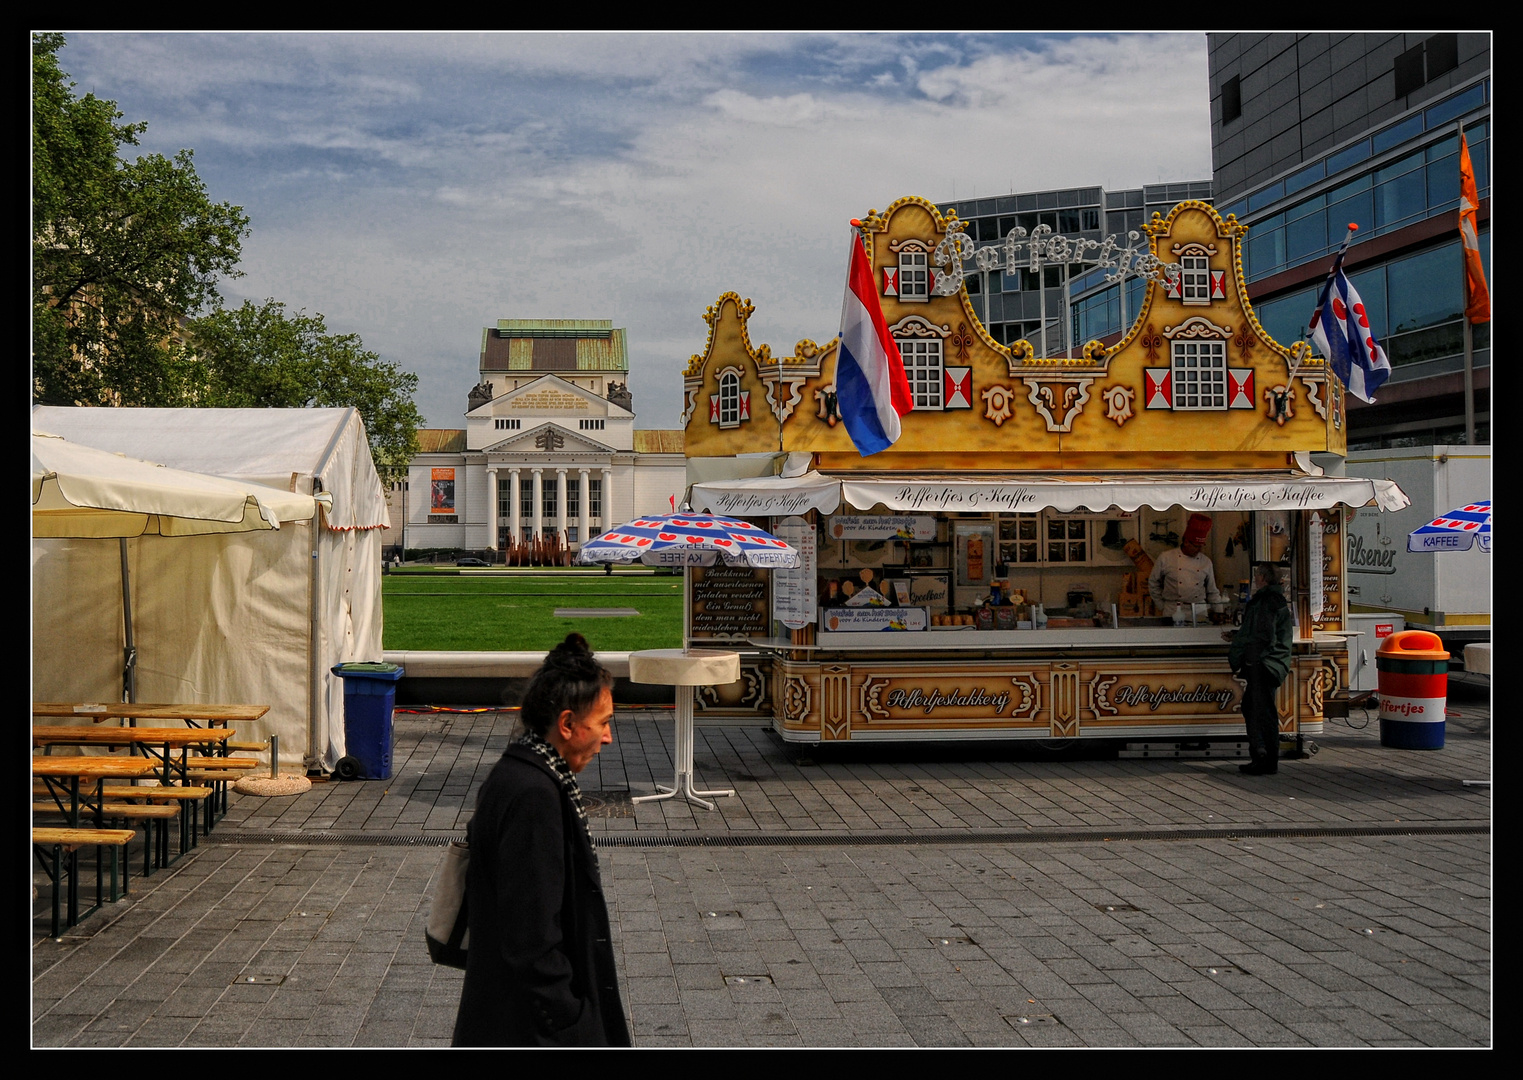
top-left (516, 730), bottom-right (592, 846)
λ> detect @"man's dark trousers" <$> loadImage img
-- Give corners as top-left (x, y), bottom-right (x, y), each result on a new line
top-left (1242, 661), bottom-right (1281, 771)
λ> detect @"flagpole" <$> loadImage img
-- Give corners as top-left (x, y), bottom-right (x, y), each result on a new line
top-left (1308, 224), bottom-right (1358, 332)
top-left (1458, 122), bottom-right (1475, 445)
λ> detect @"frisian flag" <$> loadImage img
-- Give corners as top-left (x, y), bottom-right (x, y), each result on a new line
top-left (1308, 226), bottom-right (1391, 403)
top-left (836, 228), bottom-right (912, 455)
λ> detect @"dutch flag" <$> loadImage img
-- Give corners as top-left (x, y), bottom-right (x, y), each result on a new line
top-left (836, 230), bottom-right (912, 456)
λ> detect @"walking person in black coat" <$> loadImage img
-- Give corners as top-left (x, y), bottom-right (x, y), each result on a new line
top-left (1224, 562), bottom-right (1294, 776)
top-left (452, 634), bottom-right (632, 1047)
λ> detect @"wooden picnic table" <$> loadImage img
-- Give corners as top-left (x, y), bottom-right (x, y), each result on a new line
top-left (31, 756), bottom-right (162, 936)
top-left (33, 726), bottom-right (237, 786)
top-left (32, 755), bottom-right (160, 828)
top-left (33, 702), bottom-right (269, 728)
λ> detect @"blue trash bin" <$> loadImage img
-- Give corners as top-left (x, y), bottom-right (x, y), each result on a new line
top-left (332, 663), bottom-right (405, 779)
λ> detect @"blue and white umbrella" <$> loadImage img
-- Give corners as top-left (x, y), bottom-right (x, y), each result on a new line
top-left (578, 513), bottom-right (801, 568)
top-left (1408, 500), bottom-right (1490, 553)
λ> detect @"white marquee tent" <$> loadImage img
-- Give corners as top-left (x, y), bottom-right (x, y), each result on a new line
top-left (32, 407), bottom-right (390, 773)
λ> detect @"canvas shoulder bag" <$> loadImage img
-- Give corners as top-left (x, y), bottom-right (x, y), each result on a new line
top-left (425, 840), bottom-right (470, 968)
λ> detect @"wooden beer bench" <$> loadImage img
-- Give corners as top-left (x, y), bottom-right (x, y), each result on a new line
top-left (32, 827), bottom-right (137, 939)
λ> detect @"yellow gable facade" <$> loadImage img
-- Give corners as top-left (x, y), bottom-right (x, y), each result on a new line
top-left (683, 197), bottom-right (1345, 470)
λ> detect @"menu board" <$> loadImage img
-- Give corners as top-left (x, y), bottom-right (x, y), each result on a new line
top-left (691, 564), bottom-right (770, 639)
top-left (827, 515), bottom-right (937, 540)
top-left (771, 517), bottom-right (817, 629)
top-left (1312, 510), bottom-right (1342, 631)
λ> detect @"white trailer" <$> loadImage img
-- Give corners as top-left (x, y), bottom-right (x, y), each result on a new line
top-left (1344, 445), bottom-right (1490, 656)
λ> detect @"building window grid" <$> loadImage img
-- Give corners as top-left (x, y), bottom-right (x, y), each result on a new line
top-left (898, 338), bottom-right (943, 409)
top-left (579, 419), bottom-right (604, 430)
top-left (1239, 126), bottom-right (1488, 283)
top-left (495, 418), bottom-right (520, 430)
top-left (1171, 342), bottom-right (1227, 410)
top-left (1180, 256), bottom-right (1211, 304)
top-left (718, 371), bottom-right (741, 426)
top-left (898, 252), bottom-right (929, 301)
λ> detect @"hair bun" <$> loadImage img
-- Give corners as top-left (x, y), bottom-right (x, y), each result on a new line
top-left (547, 633), bottom-right (595, 670)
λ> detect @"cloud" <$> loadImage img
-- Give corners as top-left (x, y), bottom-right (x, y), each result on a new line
top-left (52, 32), bottom-right (1212, 430)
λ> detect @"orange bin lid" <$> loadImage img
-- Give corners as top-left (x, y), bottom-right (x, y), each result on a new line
top-left (1375, 629), bottom-right (1450, 661)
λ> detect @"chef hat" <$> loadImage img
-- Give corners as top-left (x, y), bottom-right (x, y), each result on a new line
top-left (1182, 513), bottom-right (1212, 546)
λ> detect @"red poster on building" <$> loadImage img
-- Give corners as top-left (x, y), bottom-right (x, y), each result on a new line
top-left (431, 468), bottom-right (456, 515)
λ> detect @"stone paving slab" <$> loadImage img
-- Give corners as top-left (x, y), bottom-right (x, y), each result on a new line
top-left (34, 685), bottom-right (1490, 1047)
top-left (32, 833), bottom-right (1489, 1048)
top-left (217, 692), bottom-right (1490, 837)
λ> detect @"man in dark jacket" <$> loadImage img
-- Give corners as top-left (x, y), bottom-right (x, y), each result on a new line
top-left (1225, 563), bottom-right (1293, 775)
top-left (453, 635), bottom-right (631, 1047)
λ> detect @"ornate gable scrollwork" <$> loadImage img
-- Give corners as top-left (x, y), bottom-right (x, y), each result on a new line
top-left (1170, 242), bottom-right (1219, 257)
top-left (684, 292), bottom-right (763, 426)
top-left (1163, 315), bottom-right (1232, 341)
top-left (1023, 377), bottom-right (1096, 433)
top-left (887, 314), bottom-right (951, 339)
top-left (758, 339), bottom-right (828, 423)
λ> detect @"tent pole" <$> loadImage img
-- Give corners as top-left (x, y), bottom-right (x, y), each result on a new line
top-left (119, 538), bottom-right (136, 704)
top-left (308, 504), bottom-right (324, 772)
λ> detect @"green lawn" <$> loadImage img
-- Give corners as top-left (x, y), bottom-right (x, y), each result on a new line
top-left (381, 572), bottom-right (684, 651)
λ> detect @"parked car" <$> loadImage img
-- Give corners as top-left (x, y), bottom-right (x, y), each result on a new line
top-left (456, 557), bottom-right (490, 568)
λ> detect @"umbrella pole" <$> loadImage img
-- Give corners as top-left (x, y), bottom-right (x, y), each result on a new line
top-left (119, 538), bottom-right (137, 705)
top-left (683, 562), bottom-right (693, 655)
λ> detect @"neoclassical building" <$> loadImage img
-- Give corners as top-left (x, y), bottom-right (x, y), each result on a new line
top-left (396, 319), bottom-right (685, 554)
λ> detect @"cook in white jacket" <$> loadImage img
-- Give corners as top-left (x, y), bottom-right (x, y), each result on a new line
top-left (1149, 513), bottom-right (1223, 610)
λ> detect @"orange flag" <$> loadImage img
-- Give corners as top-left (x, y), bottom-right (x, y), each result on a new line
top-left (1459, 134), bottom-right (1490, 324)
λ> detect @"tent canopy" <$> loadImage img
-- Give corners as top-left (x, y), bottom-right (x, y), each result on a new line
top-left (31, 406), bottom-right (389, 531)
top-left (32, 407), bottom-right (389, 773)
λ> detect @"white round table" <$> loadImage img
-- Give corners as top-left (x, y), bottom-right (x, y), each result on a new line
top-left (627, 648), bottom-right (740, 811)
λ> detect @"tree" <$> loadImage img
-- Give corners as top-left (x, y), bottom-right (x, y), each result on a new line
top-left (186, 300), bottom-right (424, 477)
top-left (33, 34), bottom-right (423, 479)
top-left (33, 32), bottom-right (250, 407)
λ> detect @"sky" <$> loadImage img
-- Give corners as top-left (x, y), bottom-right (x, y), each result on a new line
top-left (51, 32), bottom-right (1214, 432)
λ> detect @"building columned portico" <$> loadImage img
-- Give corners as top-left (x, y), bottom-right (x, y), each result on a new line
top-left (395, 319), bottom-right (685, 555)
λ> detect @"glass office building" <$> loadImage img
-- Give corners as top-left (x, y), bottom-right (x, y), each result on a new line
top-left (1207, 33), bottom-right (1490, 448)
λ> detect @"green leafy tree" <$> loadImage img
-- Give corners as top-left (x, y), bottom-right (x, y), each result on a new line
top-left (33, 34), bottom-right (423, 479)
top-left (32, 32), bottom-right (249, 407)
top-left (186, 299), bottom-right (424, 477)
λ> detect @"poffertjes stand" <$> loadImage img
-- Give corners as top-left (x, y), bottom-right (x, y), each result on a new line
top-left (678, 198), bottom-right (1408, 749)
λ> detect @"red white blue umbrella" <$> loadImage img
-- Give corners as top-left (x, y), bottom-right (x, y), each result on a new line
top-left (578, 513), bottom-right (800, 568)
top-left (1408, 500), bottom-right (1490, 553)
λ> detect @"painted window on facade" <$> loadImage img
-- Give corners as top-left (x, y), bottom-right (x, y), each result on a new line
top-left (898, 337), bottom-right (943, 410)
top-left (718, 370), bottom-right (741, 427)
top-left (1170, 340), bottom-right (1228, 409)
top-left (898, 251), bottom-right (929, 301)
top-left (1181, 256), bottom-right (1212, 304)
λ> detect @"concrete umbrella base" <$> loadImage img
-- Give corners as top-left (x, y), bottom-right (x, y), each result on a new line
top-left (233, 774), bottom-right (313, 797)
